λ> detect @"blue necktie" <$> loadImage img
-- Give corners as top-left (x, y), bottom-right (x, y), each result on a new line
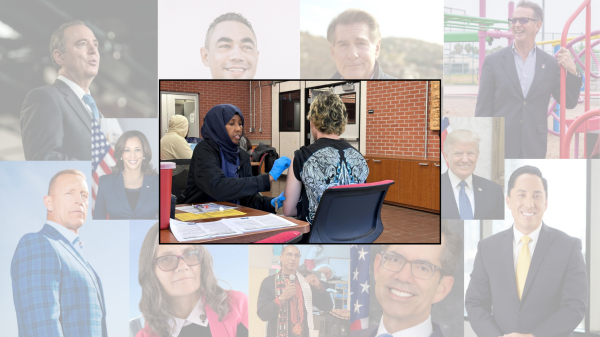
top-left (378, 334), bottom-right (393, 337)
top-left (459, 180), bottom-right (474, 220)
top-left (82, 94), bottom-right (100, 119)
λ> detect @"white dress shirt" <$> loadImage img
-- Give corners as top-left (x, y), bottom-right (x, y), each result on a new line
top-left (57, 75), bottom-right (94, 117)
top-left (376, 315), bottom-right (433, 337)
top-left (46, 220), bottom-right (86, 261)
top-left (447, 169), bottom-right (475, 215)
top-left (168, 296), bottom-right (208, 337)
top-left (512, 223), bottom-right (542, 272)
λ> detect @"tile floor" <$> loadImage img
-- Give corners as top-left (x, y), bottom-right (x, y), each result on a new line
top-left (266, 176), bottom-right (440, 244)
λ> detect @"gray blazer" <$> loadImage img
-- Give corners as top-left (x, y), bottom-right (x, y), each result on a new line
top-left (20, 79), bottom-right (99, 160)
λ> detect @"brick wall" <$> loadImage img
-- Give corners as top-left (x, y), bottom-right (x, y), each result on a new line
top-left (159, 81), bottom-right (272, 142)
top-left (249, 81), bottom-right (272, 141)
top-left (365, 81), bottom-right (440, 158)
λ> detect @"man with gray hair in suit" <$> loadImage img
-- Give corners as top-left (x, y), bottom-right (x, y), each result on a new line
top-left (21, 20), bottom-right (102, 161)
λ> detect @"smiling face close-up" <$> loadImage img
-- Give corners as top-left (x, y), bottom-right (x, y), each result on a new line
top-left (225, 114), bottom-right (243, 145)
top-left (374, 245), bottom-right (452, 333)
top-left (507, 173), bottom-right (548, 234)
top-left (122, 136), bottom-right (143, 172)
top-left (154, 245), bottom-right (202, 299)
top-left (511, 7), bottom-right (542, 46)
top-left (55, 24), bottom-right (100, 81)
top-left (202, 21), bottom-right (259, 79)
top-left (330, 22), bottom-right (380, 79)
top-left (446, 141), bottom-right (479, 181)
top-left (44, 173), bottom-right (89, 234)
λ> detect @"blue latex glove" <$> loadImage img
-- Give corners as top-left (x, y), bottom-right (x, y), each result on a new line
top-left (271, 192), bottom-right (286, 211)
top-left (269, 156), bottom-right (291, 180)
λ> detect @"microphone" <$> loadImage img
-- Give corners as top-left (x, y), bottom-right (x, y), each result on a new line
top-left (289, 274), bottom-right (296, 284)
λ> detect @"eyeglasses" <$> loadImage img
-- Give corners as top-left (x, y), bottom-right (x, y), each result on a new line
top-left (380, 252), bottom-right (443, 280)
top-left (508, 17), bottom-right (538, 25)
top-left (155, 250), bottom-right (201, 271)
top-left (284, 252), bottom-right (301, 259)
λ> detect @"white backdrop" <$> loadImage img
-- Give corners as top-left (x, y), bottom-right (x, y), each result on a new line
top-left (158, 0), bottom-right (300, 79)
top-left (444, 117), bottom-right (495, 180)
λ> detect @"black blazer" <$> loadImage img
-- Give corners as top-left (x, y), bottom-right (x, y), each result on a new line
top-left (465, 224), bottom-right (588, 337)
top-left (20, 80), bottom-right (100, 161)
top-left (349, 323), bottom-right (444, 337)
top-left (93, 173), bottom-right (158, 220)
top-left (475, 46), bottom-right (582, 158)
top-left (183, 138), bottom-right (274, 212)
top-left (441, 172), bottom-right (504, 220)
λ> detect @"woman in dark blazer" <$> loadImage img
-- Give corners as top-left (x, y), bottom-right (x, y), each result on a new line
top-left (93, 130), bottom-right (158, 219)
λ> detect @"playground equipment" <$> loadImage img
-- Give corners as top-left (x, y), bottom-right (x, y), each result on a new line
top-left (444, 0), bottom-right (599, 159)
top-left (557, 0), bottom-right (599, 158)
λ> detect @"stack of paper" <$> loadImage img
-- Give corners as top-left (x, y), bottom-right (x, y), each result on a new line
top-left (175, 209), bottom-right (246, 221)
top-left (169, 215), bottom-right (298, 242)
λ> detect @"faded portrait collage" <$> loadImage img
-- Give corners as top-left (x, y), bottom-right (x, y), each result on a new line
top-left (0, 0), bottom-right (598, 337)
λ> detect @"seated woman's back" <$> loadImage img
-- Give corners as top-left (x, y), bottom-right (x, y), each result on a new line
top-left (293, 138), bottom-right (369, 224)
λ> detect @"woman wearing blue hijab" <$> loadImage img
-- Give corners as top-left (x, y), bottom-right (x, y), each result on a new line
top-left (183, 104), bottom-right (289, 212)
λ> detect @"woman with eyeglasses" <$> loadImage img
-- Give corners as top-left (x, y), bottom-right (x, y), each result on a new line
top-left (93, 130), bottom-right (159, 219)
top-left (135, 224), bottom-right (248, 337)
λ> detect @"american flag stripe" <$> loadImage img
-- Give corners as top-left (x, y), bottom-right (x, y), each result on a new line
top-left (91, 119), bottom-right (120, 216)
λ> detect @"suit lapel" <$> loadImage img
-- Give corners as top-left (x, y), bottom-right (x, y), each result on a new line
top-left (134, 175), bottom-right (155, 215)
top-left (500, 47), bottom-right (524, 99)
top-left (113, 173), bottom-right (134, 216)
top-left (53, 80), bottom-right (93, 132)
top-left (502, 226), bottom-right (520, 303)
top-left (42, 224), bottom-right (105, 310)
top-left (472, 175), bottom-right (483, 218)
top-left (526, 47), bottom-right (548, 99)
top-left (521, 223), bottom-right (553, 301)
top-left (441, 172), bottom-right (460, 218)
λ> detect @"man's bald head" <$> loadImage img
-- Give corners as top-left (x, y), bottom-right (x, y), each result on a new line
top-left (48, 169), bottom-right (87, 195)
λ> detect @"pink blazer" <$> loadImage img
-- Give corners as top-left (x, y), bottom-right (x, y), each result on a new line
top-left (136, 290), bottom-right (249, 337)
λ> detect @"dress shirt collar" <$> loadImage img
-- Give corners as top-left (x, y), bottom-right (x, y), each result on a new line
top-left (46, 220), bottom-right (79, 244)
top-left (376, 315), bottom-right (433, 337)
top-left (513, 222), bottom-right (542, 245)
top-left (511, 42), bottom-right (537, 58)
top-left (57, 75), bottom-right (90, 99)
top-left (447, 168), bottom-right (473, 190)
top-left (169, 296), bottom-right (208, 337)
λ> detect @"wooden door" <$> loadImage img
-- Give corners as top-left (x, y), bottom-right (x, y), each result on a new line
top-left (431, 162), bottom-right (441, 211)
top-left (399, 161), bottom-right (432, 208)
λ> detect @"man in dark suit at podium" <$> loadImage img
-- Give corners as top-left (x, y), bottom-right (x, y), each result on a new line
top-left (351, 224), bottom-right (462, 337)
top-left (21, 20), bottom-right (102, 161)
top-left (441, 129), bottom-right (504, 220)
top-left (465, 165), bottom-right (588, 337)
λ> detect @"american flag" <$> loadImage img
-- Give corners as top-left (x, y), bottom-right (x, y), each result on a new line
top-left (350, 245), bottom-right (370, 331)
top-left (440, 117), bottom-right (451, 174)
top-left (91, 119), bottom-right (116, 214)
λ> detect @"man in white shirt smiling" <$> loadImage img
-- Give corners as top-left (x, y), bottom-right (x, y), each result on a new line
top-left (465, 165), bottom-right (588, 337)
top-left (351, 224), bottom-right (462, 337)
top-left (21, 20), bottom-right (102, 161)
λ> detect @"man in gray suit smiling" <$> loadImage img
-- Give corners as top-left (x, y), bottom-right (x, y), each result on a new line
top-left (20, 20), bottom-right (102, 161)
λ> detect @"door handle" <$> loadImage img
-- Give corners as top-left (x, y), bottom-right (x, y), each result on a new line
top-left (373, 160), bottom-right (381, 163)
top-left (419, 163), bottom-right (429, 166)
top-left (434, 163), bottom-right (440, 167)
top-left (365, 159), bottom-right (369, 162)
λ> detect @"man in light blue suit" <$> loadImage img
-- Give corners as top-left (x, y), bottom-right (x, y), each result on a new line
top-left (11, 169), bottom-right (107, 337)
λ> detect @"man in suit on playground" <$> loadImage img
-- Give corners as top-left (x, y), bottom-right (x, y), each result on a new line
top-left (20, 20), bottom-right (102, 161)
top-left (441, 129), bottom-right (504, 220)
top-left (11, 169), bottom-right (107, 337)
top-left (351, 224), bottom-right (462, 337)
top-left (475, 0), bottom-right (581, 159)
top-left (465, 165), bottom-right (587, 337)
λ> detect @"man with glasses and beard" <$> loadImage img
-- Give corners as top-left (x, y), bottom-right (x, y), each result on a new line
top-left (257, 245), bottom-right (333, 337)
top-left (351, 224), bottom-right (462, 337)
top-left (475, 0), bottom-right (581, 159)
